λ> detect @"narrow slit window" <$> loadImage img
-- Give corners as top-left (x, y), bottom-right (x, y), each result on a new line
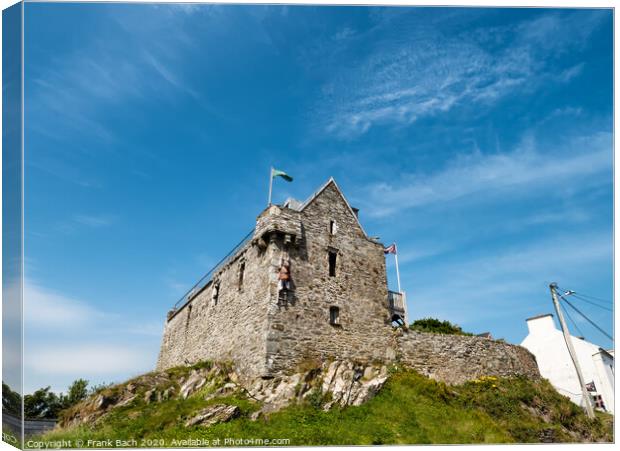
top-left (329, 220), bottom-right (337, 235)
top-left (330, 306), bottom-right (340, 325)
top-left (186, 304), bottom-right (193, 328)
top-left (328, 251), bottom-right (337, 277)
top-left (212, 281), bottom-right (220, 306)
top-left (238, 262), bottom-right (245, 290)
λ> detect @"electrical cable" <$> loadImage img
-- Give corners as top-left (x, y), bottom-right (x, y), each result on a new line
top-left (569, 293), bottom-right (613, 312)
top-left (573, 291), bottom-right (612, 305)
top-left (562, 302), bottom-right (586, 339)
top-left (555, 286), bottom-right (613, 311)
top-left (559, 295), bottom-right (614, 342)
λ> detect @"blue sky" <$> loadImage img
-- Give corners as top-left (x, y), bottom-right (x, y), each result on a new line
top-left (22, 4), bottom-right (613, 394)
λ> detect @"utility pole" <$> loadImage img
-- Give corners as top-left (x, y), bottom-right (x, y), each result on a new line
top-left (549, 283), bottom-right (595, 419)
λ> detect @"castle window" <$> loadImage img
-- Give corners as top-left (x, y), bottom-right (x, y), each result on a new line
top-left (329, 306), bottom-right (340, 325)
top-left (186, 304), bottom-right (192, 328)
top-left (212, 281), bottom-right (220, 306)
top-left (328, 250), bottom-right (337, 277)
top-left (329, 220), bottom-right (337, 235)
top-left (238, 261), bottom-right (245, 290)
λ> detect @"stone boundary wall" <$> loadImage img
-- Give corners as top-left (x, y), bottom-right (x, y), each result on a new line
top-left (395, 330), bottom-right (540, 385)
top-left (2, 412), bottom-right (57, 438)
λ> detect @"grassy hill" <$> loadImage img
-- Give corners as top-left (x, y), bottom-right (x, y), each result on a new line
top-left (34, 363), bottom-right (612, 447)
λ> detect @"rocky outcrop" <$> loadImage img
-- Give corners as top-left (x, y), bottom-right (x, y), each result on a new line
top-left (247, 360), bottom-right (389, 415)
top-left (58, 359), bottom-right (389, 431)
top-left (321, 361), bottom-right (388, 409)
top-left (184, 404), bottom-right (240, 427)
top-left (59, 363), bottom-right (237, 429)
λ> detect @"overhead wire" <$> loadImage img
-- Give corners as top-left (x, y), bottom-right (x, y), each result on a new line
top-left (561, 302), bottom-right (586, 339)
top-left (558, 294), bottom-right (614, 342)
top-left (570, 293), bottom-right (613, 312)
top-left (572, 291), bottom-right (613, 305)
top-left (555, 286), bottom-right (613, 312)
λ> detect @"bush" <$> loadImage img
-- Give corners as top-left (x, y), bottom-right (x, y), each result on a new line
top-left (409, 318), bottom-right (472, 336)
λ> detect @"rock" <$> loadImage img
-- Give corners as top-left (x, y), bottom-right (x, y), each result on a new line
top-left (349, 375), bottom-right (388, 406)
top-left (245, 360), bottom-right (389, 414)
top-left (180, 370), bottom-right (208, 398)
top-left (322, 361), bottom-right (341, 393)
top-left (116, 395), bottom-right (136, 408)
top-left (184, 404), bottom-right (240, 428)
top-left (539, 428), bottom-right (556, 443)
top-left (363, 366), bottom-right (376, 380)
top-left (385, 346), bottom-right (397, 361)
top-left (94, 394), bottom-right (114, 410)
top-left (205, 382), bottom-right (238, 400)
top-left (162, 387), bottom-right (175, 401)
top-left (144, 389), bottom-right (157, 404)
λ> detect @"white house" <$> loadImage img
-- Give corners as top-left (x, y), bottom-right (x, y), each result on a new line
top-left (521, 314), bottom-right (614, 414)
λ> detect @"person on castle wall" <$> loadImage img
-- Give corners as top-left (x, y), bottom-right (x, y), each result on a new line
top-left (278, 261), bottom-right (291, 292)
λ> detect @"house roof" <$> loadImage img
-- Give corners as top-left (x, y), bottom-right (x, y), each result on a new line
top-left (296, 177), bottom-right (370, 239)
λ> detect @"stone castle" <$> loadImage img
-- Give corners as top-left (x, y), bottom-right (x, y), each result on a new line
top-left (157, 178), bottom-right (540, 384)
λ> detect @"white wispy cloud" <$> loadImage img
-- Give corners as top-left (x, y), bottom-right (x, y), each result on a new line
top-left (23, 280), bottom-right (162, 392)
top-left (27, 5), bottom-right (205, 157)
top-left (363, 131), bottom-right (611, 218)
top-left (24, 280), bottom-right (161, 336)
top-left (54, 213), bottom-right (117, 234)
top-left (24, 281), bottom-right (106, 329)
top-left (73, 214), bottom-right (116, 228)
top-left (407, 230), bottom-right (612, 329)
top-left (556, 63), bottom-right (585, 83)
top-left (318, 10), bottom-right (605, 139)
top-left (25, 344), bottom-right (155, 376)
top-left (142, 49), bottom-right (199, 99)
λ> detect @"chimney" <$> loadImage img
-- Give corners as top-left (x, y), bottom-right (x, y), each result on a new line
top-left (352, 207), bottom-right (359, 218)
top-left (525, 314), bottom-right (556, 335)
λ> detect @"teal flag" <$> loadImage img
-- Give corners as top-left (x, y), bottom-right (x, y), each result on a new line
top-left (272, 168), bottom-right (293, 182)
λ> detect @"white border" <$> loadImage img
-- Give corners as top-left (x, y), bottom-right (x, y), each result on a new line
top-left (0, 2), bottom-right (617, 451)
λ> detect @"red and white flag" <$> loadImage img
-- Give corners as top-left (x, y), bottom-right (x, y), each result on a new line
top-left (384, 243), bottom-right (397, 255)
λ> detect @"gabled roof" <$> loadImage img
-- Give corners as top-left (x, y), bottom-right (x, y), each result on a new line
top-left (298, 177), bottom-right (369, 238)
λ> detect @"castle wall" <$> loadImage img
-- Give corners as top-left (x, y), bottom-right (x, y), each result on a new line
top-left (265, 183), bottom-right (394, 374)
top-left (396, 330), bottom-right (540, 384)
top-left (156, 241), bottom-right (272, 378)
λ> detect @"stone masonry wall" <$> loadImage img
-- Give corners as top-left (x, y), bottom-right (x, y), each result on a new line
top-left (395, 329), bottom-right (540, 385)
top-left (265, 182), bottom-right (394, 374)
top-left (156, 240), bottom-right (272, 379)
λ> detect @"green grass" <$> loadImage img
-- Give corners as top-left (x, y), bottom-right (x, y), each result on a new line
top-left (31, 368), bottom-right (613, 447)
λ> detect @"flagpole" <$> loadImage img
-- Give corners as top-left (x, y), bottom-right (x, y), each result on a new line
top-left (268, 167), bottom-right (273, 205)
top-left (394, 250), bottom-right (402, 294)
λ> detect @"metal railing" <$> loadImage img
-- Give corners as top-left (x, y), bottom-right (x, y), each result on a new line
top-left (172, 229), bottom-right (255, 310)
top-left (388, 290), bottom-right (405, 314)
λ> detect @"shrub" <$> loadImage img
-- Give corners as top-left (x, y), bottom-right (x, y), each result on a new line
top-left (409, 318), bottom-right (472, 336)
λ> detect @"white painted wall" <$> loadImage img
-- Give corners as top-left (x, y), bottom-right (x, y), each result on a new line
top-left (521, 314), bottom-right (614, 414)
